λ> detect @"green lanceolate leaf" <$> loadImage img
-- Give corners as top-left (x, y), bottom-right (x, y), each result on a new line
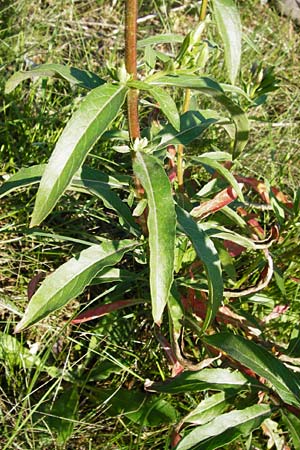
top-left (0, 164), bottom-right (137, 234)
top-left (149, 87), bottom-right (180, 130)
top-left (182, 392), bottom-right (234, 426)
top-left (15, 239), bottom-right (138, 332)
top-left (190, 153), bottom-right (244, 201)
top-left (5, 63), bottom-right (104, 93)
top-left (212, 0), bottom-right (242, 85)
top-left (133, 151), bottom-right (176, 325)
top-left (203, 333), bottom-right (300, 407)
top-left (175, 404), bottom-right (272, 450)
top-left (45, 386), bottom-right (79, 446)
top-left (149, 74), bottom-right (249, 156)
top-left (155, 111), bottom-right (216, 150)
top-left (176, 206), bottom-right (223, 331)
top-left (145, 367), bottom-right (263, 394)
top-left (30, 83), bottom-right (128, 226)
top-left (281, 410), bottom-right (300, 448)
top-left (137, 34), bottom-right (184, 47)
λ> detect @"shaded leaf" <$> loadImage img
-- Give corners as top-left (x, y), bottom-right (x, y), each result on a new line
top-left (204, 333), bottom-right (300, 407)
top-left (212, 0), bottom-right (242, 85)
top-left (5, 63), bottom-right (104, 93)
top-left (0, 332), bottom-right (42, 368)
top-left (45, 387), bottom-right (79, 446)
top-left (133, 151), bottom-right (176, 325)
top-left (15, 239), bottom-right (138, 332)
top-left (90, 388), bottom-right (177, 427)
top-left (30, 83), bottom-right (128, 226)
top-left (176, 206), bottom-right (223, 331)
top-left (175, 404), bottom-right (272, 450)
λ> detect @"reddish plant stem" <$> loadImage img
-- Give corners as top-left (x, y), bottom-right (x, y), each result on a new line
top-left (125, 0), bottom-right (140, 139)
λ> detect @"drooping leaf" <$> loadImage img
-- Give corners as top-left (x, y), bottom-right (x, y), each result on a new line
top-left (15, 239), bottom-right (138, 332)
top-left (204, 333), bottom-right (300, 407)
top-left (176, 206), bottom-right (223, 331)
top-left (212, 0), bottom-right (242, 85)
top-left (5, 63), bottom-right (104, 93)
top-left (133, 151), bottom-right (176, 325)
top-left (149, 86), bottom-right (180, 130)
top-left (0, 164), bottom-right (129, 199)
top-left (190, 153), bottom-right (244, 201)
top-left (155, 110), bottom-right (217, 150)
top-left (175, 404), bottom-right (272, 450)
top-left (145, 367), bottom-right (263, 394)
top-left (72, 298), bottom-right (145, 324)
top-left (30, 83), bottom-right (128, 226)
top-left (149, 74), bottom-right (249, 156)
top-left (281, 410), bottom-right (300, 448)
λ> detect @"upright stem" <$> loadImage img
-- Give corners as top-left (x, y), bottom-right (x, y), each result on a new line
top-left (199, 0), bottom-right (209, 21)
top-left (125, 0), bottom-right (140, 140)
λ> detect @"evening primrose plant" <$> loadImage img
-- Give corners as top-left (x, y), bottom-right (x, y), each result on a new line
top-left (2, 0), bottom-right (300, 448)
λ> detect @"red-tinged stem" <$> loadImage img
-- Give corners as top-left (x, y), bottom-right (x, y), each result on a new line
top-left (125, 0), bottom-right (140, 139)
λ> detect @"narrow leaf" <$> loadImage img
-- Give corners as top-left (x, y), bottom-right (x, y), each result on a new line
top-left (5, 63), bottom-right (104, 93)
top-left (15, 239), bottom-right (137, 332)
top-left (176, 404), bottom-right (272, 450)
top-left (176, 206), bottom-right (223, 331)
top-left (145, 367), bottom-right (263, 394)
top-left (133, 151), bottom-right (176, 325)
top-left (204, 333), bottom-right (300, 407)
top-left (30, 83), bottom-right (128, 226)
top-left (212, 0), bottom-right (242, 85)
top-left (138, 34), bottom-right (184, 47)
top-left (190, 153), bottom-right (244, 201)
top-left (155, 110), bottom-right (216, 150)
top-left (182, 392), bottom-right (234, 426)
top-left (149, 74), bottom-right (249, 156)
top-left (150, 86), bottom-right (180, 130)
top-left (281, 410), bottom-right (300, 448)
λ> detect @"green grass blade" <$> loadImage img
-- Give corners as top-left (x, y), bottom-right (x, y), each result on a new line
top-left (204, 333), bottom-right (300, 407)
top-left (212, 0), bottom-right (242, 85)
top-left (150, 74), bottom-right (249, 156)
top-left (15, 239), bottom-right (137, 332)
top-left (176, 404), bottom-right (272, 450)
top-left (133, 151), bottom-right (176, 325)
top-left (5, 63), bottom-right (104, 93)
top-left (30, 83), bottom-right (128, 226)
top-left (176, 206), bottom-right (223, 332)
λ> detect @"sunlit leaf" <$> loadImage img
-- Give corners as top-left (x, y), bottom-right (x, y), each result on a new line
top-left (175, 404), bottom-right (272, 450)
top-left (150, 86), bottom-right (180, 130)
top-left (182, 392), bottom-right (234, 426)
top-left (133, 151), bottom-right (176, 324)
top-left (145, 367), bottom-right (263, 394)
top-left (149, 74), bottom-right (249, 156)
top-left (15, 239), bottom-right (138, 332)
top-left (5, 63), bottom-right (104, 93)
top-left (30, 83), bottom-right (128, 226)
top-left (176, 206), bottom-right (223, 331)
top-left (204, 333), bottom-right (300, 407)
top-left (212, 0), bottom-right (242, 85)
top-left (281, 410), bottom-right (300, 448)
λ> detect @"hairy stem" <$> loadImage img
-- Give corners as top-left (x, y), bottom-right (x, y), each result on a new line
top-left (177, 89), bottom-right (191, 192)
top-left (125, 0), bottom-right (140, 139)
